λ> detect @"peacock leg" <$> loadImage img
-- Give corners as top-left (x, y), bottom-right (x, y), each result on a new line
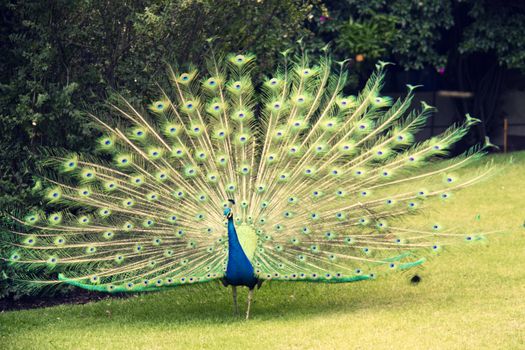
top-left (246, 288), bottom-right (254, 320)
top-left (232, 285), bottom-right (239, 316)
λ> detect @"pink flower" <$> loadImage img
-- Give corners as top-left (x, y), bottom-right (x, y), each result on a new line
top-left (319, 16), bottom-right (327, 23)
top-left (437, 67), bottom-right (445, 75)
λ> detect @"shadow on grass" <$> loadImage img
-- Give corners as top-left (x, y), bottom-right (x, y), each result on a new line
top-left (3, 273), bottom-right (439, 329)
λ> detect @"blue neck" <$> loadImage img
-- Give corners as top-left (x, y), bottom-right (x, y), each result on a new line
top-left (225, 215), bottom-right (257, 288)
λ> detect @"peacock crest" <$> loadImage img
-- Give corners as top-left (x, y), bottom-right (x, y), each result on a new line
top-left (1, 44), bottom-right (493, 318)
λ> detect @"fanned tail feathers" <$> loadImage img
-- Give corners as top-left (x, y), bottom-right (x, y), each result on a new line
top-left (1, 46), bottom-right (493, 292)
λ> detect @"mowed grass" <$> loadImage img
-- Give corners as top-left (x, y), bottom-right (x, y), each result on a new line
top-left (1, 152), bottom-right (524, 350)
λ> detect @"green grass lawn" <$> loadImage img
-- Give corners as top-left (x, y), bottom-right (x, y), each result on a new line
top-left (1, 152), bottom-right (524, 350)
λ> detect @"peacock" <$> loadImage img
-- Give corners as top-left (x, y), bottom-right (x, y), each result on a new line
top-left (1, 42), bottom-right (495, 319)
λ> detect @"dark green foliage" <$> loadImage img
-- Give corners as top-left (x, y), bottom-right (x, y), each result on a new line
top-left (319, 0), bottom-right (525, 72)
top-left (317, 0), bottom-right (525, 144)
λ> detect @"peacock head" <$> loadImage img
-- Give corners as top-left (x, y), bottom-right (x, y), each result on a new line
top-left (227, 199), bottom-right (236, 208)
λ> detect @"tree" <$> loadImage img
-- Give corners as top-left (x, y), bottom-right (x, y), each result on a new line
top-left (315, 0), bottom-right (525, 141)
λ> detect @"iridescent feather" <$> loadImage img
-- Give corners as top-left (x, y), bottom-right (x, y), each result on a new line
top-left (1, 44), bottom-right (495, 313)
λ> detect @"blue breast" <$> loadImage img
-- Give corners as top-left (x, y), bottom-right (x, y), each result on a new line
top-left (224, 208), bottom-right (258, 288)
